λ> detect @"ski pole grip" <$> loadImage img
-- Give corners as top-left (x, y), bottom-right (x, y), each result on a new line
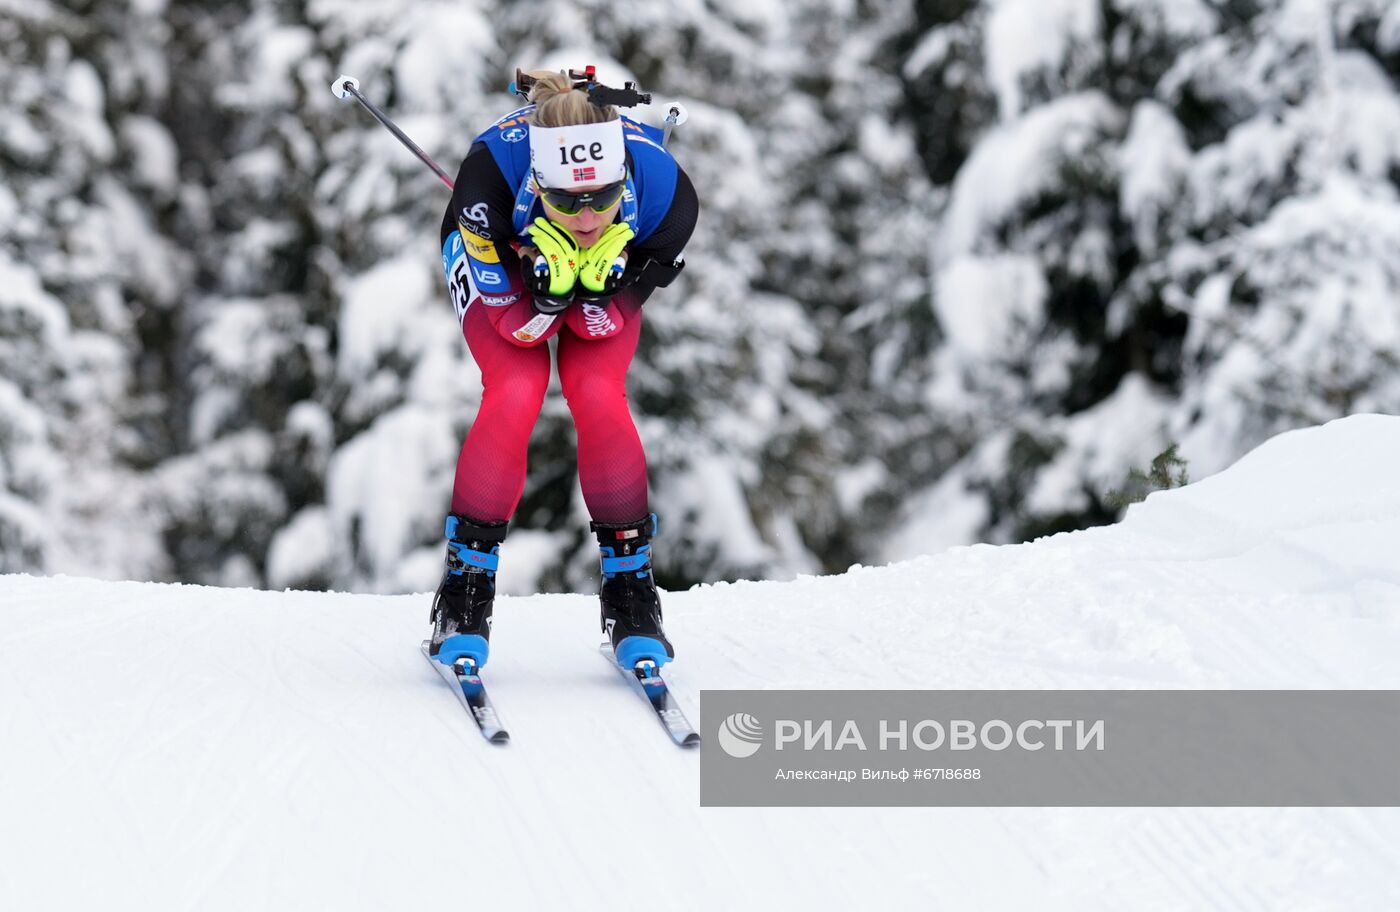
top-left (332, 74), bottom-right (361, 100)
top-left (661, 101), bottom-right (689, 147)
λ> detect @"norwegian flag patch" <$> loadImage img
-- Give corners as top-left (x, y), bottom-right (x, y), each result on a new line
top-left (573, 166), bottom-right (597, 182)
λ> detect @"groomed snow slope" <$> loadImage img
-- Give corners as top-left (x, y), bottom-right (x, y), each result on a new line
top-left (4, 415), bottom-right (1400, 911)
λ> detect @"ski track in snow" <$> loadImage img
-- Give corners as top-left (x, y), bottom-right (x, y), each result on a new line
top-left (4, 416), bottom-right (1400, 909)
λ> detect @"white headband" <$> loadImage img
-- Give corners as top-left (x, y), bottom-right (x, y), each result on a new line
top-left (529, 120), bottom-right (626, 189)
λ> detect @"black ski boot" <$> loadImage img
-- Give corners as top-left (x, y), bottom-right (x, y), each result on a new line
top-left (592, 513), bottom-right (675, 668)
top-left (429, 515), bottom-right (507, 668)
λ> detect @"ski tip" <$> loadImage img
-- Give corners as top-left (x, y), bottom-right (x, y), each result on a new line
top-left (679, 732), bottom-right (701, 747)
top-left (489, 731), bottom-right (511, 745)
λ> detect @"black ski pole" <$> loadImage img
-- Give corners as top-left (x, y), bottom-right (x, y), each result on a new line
top-left (331, 74), bottom-right (455, 192)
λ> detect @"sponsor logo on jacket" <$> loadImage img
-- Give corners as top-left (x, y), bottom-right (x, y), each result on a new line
top-left (471, 262), bottom-right (508, 292)
top-left (457, 224), bottom-right (500, 264)
top-left (580, 302), bottom-right (618, 337)
top-left (461, 202), bottom-right (491, 235)
top-left (513, 312), bottom-right (556, 342)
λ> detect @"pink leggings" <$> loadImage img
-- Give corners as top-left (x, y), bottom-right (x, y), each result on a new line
top-left (452, 295), bottom-right (648, 524)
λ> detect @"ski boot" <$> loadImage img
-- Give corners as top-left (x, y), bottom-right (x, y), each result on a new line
top-left (592, 513), bottom-right (674, 669)
top-left (429, 515), bottom-right (507, 668)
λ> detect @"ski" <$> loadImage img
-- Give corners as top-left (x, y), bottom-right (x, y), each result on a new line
top-left (421, 640), bottom-right (510, 744)
top-left (599, 643), bottom-right (701, 747)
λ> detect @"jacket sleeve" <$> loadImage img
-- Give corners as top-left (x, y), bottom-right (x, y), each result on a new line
top-left (441, 143), bottom-right (560, 346)
top-left (440, 142), bottom-right (518, 261)
top-left (622, 164), bottom-right (698, 305)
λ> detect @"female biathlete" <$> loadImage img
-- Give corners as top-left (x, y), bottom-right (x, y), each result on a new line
top-left (429, 68), bottom-right (697, 673)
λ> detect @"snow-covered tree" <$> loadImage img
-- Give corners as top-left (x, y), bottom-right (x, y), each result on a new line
top-left (4, 0), bottom-right (1398, 593)
top-left (882, 0), bottom-right (1400, 560)
top-left (0, 0), bottom-right (187, 576)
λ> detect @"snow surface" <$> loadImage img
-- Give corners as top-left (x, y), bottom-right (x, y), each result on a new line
top-left (4, 415), bottom-right (1400, 910)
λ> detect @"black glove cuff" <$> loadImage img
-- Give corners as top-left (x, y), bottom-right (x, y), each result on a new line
top-left (624, 255), bottom-right (685, 289)
top-left (574, 289), bottom-right (619, 307)
top-left (532, 294), bottom-right (573, 315)
top-left (575, 271), bottom-right (626, 306)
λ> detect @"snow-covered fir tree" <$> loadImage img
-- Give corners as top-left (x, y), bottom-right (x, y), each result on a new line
top-left (2, 0), bottom-right (1397, 591)
top-left (882, 0), bottom-right (1400, 559)
top-left (0, 0), bottom-right (187, 576)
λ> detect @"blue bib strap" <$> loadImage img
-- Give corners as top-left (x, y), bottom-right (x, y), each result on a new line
top-left (620, 172), bottom-right (639, 233)
top-left (511, 178), bottom-right (539, 236)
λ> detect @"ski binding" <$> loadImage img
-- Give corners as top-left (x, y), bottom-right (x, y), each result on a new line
top-left (421, 640), bottom-right (510, 744)
top-left (600, 643), bottom-right (700, 747)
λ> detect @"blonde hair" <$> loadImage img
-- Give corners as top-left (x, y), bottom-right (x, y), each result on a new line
top-left (523, 69), bottom-right (618, 128)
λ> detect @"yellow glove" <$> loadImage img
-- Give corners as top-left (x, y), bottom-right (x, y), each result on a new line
top-left (525, 218), bottom-right (582, 297)
top-left (578, 222), bottom-right (634, 294)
